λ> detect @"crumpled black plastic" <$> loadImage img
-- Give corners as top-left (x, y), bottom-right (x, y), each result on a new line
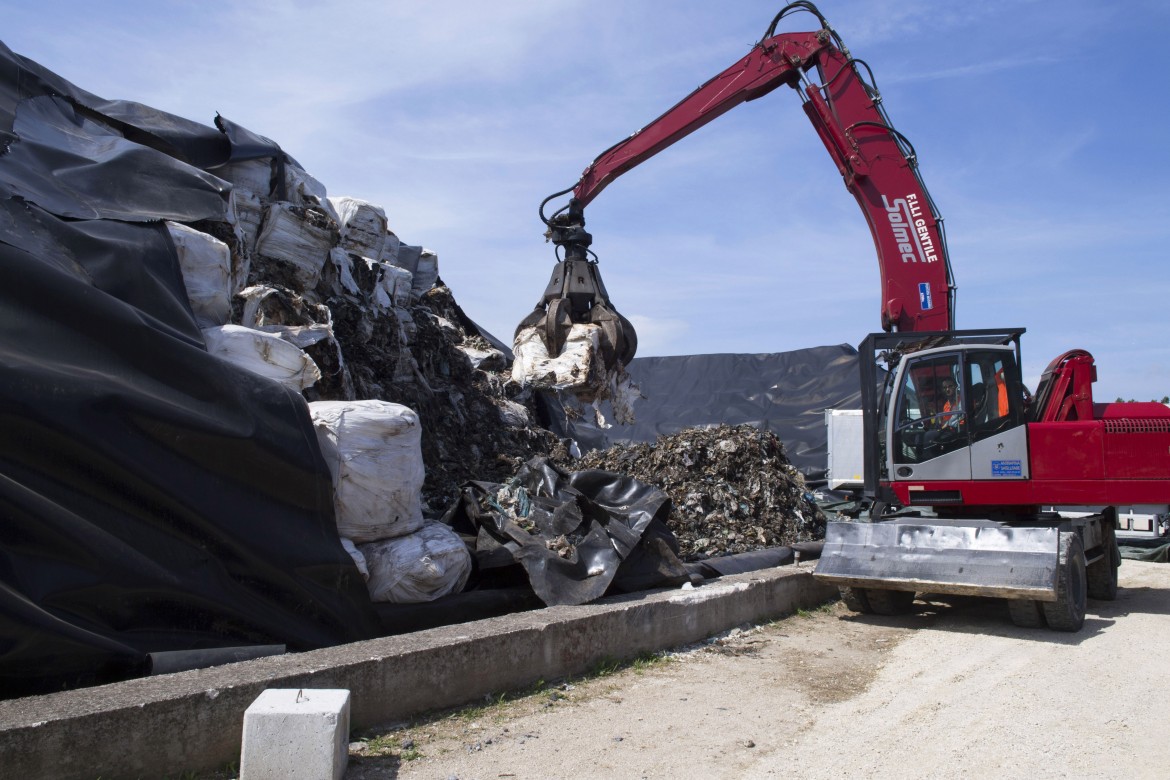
top-left (444, 458), bottom-right (692, 606)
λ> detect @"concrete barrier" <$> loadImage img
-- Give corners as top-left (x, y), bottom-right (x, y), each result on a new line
top-left (240, 689), bottom-right (350, 780)
top-left (0, 565), bottom-right (836, 779)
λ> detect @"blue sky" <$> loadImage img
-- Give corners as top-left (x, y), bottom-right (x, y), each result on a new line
top-left (4, 0), bottom-right (1169, 402)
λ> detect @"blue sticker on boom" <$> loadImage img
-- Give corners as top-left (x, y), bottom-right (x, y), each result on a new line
top-left (918, 282), bottom-right (933, 310)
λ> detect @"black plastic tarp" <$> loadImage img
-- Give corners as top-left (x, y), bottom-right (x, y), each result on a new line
top-left (0, 41), bottom-right (381, 698)
top-left (443, 458), bottom-right (691, 606)
top-left (539, 346), bottom-right (862, 484)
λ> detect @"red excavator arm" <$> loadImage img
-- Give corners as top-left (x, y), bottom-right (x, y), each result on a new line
top-left (518, 2), bottom-right (956, 368)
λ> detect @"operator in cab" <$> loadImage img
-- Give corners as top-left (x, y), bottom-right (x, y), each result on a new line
top-left (938, 378), bottom-right (963, 429)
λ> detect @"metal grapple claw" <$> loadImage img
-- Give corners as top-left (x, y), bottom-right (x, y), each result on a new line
top-left (515, 196), bottom-right (637, 371)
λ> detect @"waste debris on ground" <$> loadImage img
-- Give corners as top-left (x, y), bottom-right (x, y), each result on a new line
top-left (569, 424), bottom-right (827, 559)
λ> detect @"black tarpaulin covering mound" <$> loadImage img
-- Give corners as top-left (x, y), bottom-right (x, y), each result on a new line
top-left (0, 41), bottom-right (381, 698)
top-left (540, 346), bottom-right (862, 484)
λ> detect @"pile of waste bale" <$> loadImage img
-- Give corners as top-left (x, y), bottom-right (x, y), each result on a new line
top-left (571, 425), bottom-right (826, 559)
top-left (0, 40), bottom-right (832, 698)
top-left (171, 147), bottom-right (572, 517)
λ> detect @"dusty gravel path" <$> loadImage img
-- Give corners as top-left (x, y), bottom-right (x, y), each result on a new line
top-left (349, 560), bottom-right (1169, 780)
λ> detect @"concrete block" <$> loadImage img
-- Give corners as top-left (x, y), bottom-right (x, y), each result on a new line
top-left (240, 688), bottom-right (350, 780)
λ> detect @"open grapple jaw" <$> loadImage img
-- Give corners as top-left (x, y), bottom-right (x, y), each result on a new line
top-left (514, 198), bottom-right (637, 371)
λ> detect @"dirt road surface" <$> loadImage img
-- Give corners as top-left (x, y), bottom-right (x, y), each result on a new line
top-left (348, 560), bottom-right (1169, 780)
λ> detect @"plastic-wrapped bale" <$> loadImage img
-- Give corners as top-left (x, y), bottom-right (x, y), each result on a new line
top-left (414, 249), bottom-right (439, 298)
top-left (390, 244), bottom-right (438, 300)
top-left (512, 322), bottom-right (605, 395)
top-left (365, 260), bottom-right (413, 312)
top-left (253, 202), bottom-right (337, 291)
top-left (215, 156), bottom-right (334, 216)
top-left (214, 157), bottom-right (275, 200)
top-left (236, 285), bottom-right (336, 350)
top-left (358, 522), bottom-right (471, 603)
top-left (286, 165), bottom-right (339, 225)
top-left (202, 324), bottom-right (321, 391)
top-left (228, 188), bottom-right (264, 258)
top-left (329, 196), bottom-right (388, 263)
top-left (383, 230), bottom-right (401, 263)
top-left (167, 222), bottom-right (231, 328)
top-left (310, 400), bottom-right (426, 543)
top-left (384, 263), bottom-right (413, 309)
top-left (237, 284), bottom-right (355, 400)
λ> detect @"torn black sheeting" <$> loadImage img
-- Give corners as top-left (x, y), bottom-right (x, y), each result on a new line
top-left (444, 458), bottom-right (692, 606)
top-left (0, 41), bottom-right (383, 698)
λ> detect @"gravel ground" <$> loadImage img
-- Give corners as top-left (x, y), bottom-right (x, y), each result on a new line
top-left (346, 560), bottom-right (1169, 780)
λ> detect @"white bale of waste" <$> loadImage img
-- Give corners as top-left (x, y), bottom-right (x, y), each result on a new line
top-left (390, 244), bottom-right (438, 300)
top-left (328, 196), bottom-right (388, 263)
top-left (383, 230), bottom-right (402, 262)
top-left (366, 261), bottom-right (413, 311)
top-left (167, 222), bottom-right (231, 328)
top-left (227, 188), bottom-right (263, 256)
top-left (202, 324), bottom-right (322, 391)
top-left (415, 249), bottom-right (439, 298)
top-left (358, 522), bottom-right (471, 603)
top-left (512, 323), bottom-right (603, 394)
top-left (215, 157), bottom-right (334, 215)
top-left (254, 203), bottom-right (336, 291)
top-left (384, 264), bottom-right (413, 309)
top-left (214, 158), bottom-right (273, 199)
top-left (340, 538), bottom-right (369, 582)
top-left (310, 400), bottom-right (425, 543)
top-left (287, 165), bottom-right (338, 222)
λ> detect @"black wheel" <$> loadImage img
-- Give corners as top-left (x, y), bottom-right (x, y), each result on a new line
top-left (1087, 516), bottom-right (1119, 601)
top-left (1007, 598), bottom-right (1045, 628)
top-left (1042, 532), bottom-right (1087, 632)
top-left (839, 586), bottom-right (872, 614)
top-left (865, 588), bottom-right (916, 615)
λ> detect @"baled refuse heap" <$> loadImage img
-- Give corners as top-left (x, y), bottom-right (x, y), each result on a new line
top-left (0, 38), bottom-right (828, 698)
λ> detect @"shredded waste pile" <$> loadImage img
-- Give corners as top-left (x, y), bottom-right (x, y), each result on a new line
top-left (570, 425), bottom-right (826, 559)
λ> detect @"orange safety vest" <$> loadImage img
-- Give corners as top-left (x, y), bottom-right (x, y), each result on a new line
top-left (995, 368), bottom-right (1009, 416)
top-left (940, 398), bottom-right (962, 427)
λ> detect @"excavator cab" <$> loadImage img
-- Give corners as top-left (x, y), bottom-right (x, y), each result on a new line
top-left (882, 341), bottom-right (1028, 484)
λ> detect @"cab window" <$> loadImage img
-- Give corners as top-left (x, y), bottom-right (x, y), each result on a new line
top-left (892, 355), bottom-right (967, 463)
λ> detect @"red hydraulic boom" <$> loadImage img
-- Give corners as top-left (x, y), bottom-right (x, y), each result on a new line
top-left (518, 2), bottom-right (956, 367)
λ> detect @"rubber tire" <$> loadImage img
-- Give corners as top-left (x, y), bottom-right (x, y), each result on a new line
top-left (1087, 521), bottom-right (1119, 601)
top-left (1007, 598), bottom-right (1045, 629)
top-left (1042, 532), bottom-right (1087, 632)
top-left (864, 588), bottom-right (916, 616)
top-left (839, 587), bottom-right (872, 614)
